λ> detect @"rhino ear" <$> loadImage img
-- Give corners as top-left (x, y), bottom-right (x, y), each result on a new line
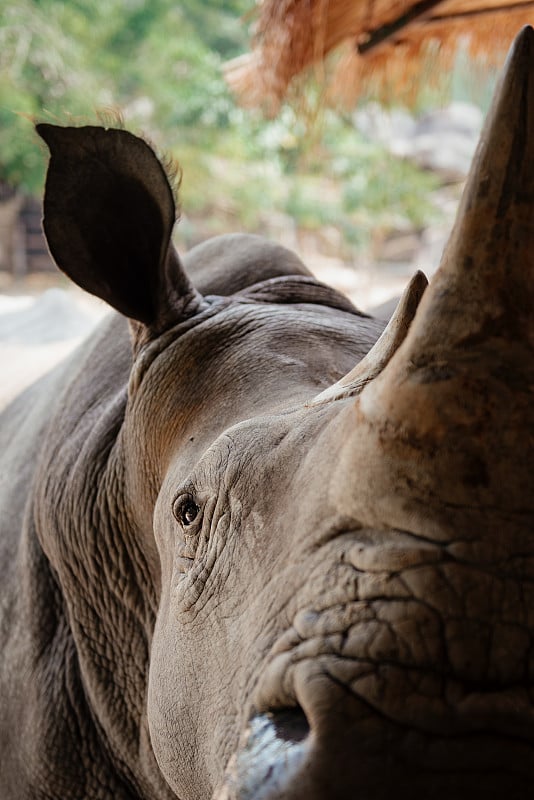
top-left (36, 124), bottom-right (204, 332)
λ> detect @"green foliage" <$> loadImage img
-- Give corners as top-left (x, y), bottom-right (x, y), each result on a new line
top-left (340, 150), bottom-right (440, 229)
top-left (0, 0), bottom-right (445, 256)
top-left (0, 0), bottom-right (250, 191)
top-left (0, 1), bottom-right (100, 188)
top-left (276, 114), bottom-right (441, 252)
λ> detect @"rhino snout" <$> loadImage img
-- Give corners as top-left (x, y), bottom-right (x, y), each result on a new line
top-left (221, 536), bottom-right (534, 800)
top-left (224, 654), bottom-right (533, 800)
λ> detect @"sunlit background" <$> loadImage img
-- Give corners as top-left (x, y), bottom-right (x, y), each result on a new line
top-left (0, 0), bottom-right (524, 394)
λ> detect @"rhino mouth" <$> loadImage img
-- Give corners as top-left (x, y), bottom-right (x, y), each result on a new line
top-left (224, 693), bottom-right (534, 800)
top-left (222, 522), bottom-right (534, 800)
top-left (220, 625), bottom-right (534, 800)
top-left (224, 709), bottom-right (311, 800)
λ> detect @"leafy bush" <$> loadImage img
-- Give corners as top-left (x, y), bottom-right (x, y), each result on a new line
top-left (0, 0), bottom-right (445, 259)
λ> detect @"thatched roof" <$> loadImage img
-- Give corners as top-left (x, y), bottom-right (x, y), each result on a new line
top-left (225, 1), bottom-right (534, 113)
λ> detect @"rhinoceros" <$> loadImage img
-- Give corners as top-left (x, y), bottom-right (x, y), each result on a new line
top-left (1, 26), bottom-right (533, 800)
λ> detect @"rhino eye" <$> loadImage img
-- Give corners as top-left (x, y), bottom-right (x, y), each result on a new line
top-left (174, 497), bottom-right (200, 528)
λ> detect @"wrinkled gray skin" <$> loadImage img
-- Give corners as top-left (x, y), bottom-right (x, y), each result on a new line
top-left (0, 125), bottom-right (384, 800)
top-left (1, 30), bottom-right (534, 800)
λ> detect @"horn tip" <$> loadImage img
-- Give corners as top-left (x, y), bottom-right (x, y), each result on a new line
top-left (410, 270), bottom-right (429, 295)
top-left (517, 24), bottom-right (534, 43)
top-left (402, 270), bottom-right (428, 318)
top-left (505, 24), bottom-right (534, 70)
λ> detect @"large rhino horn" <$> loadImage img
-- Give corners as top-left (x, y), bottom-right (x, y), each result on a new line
top-left (356, 26), bottom-right (534, 529)
top-left (395, 23), bottom-right (534, 357)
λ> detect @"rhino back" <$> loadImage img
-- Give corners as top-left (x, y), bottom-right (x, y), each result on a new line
top-left (183, 233), bottom-right (312, 296)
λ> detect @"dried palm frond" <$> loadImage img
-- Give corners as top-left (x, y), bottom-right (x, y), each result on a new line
top-left (225, 0), bottom-right (534, 112)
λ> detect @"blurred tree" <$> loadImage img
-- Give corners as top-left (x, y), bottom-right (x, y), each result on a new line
top-left (0, 0), bottom-right (251, 192)
top-left (0, 0), bottom-right (462, 262)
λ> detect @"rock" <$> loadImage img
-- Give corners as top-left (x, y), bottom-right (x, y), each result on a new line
top-left (354, 101), bottom-right (484, 183)
top-left (354, 103), bottom-right (416, 150)
top-left (377, 231), bottom-right (422, 263)
top-left (405, 102), bottom-right (484, 182)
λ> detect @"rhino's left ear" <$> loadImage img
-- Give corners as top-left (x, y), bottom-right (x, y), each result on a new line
top-left (36, 124), bottom-right (205, 334)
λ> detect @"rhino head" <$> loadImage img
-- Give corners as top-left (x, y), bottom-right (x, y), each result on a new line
top-left (31, 26), bottom-right (533, 800)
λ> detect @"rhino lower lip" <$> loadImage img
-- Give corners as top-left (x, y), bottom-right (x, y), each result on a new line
top-left (230, 710), bottom-right (311, 800)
